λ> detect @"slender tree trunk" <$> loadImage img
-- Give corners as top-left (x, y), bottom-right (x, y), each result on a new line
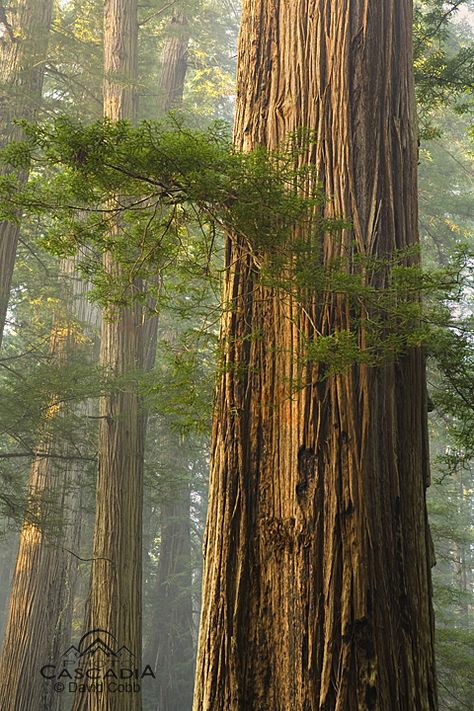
top-left (44, 420), bottom-right (88, 711)
top-left (141, 8), bottom-right (190, 372)
top-left (0, 534), bottom-right (16, 638)
top-left (72, 2), bottom-right (144, 710)
top-left (194, 2), bottom-right (437, 711)
top-left (143, 15), bottom-right (195, 711)
top-left (154, 483), bottom-right (194, 711)
top-left (145, 430), bottom-right (195, 711)
top-left (0, 0), bottom-right (53, 348)
top-left (455, 471), bottom-right (470, 627)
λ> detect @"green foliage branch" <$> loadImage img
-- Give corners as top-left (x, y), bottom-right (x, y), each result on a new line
top-left (0, 115), bottom-right (472, 380)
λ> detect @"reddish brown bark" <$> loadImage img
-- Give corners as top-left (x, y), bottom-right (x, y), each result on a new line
top-left (194, 2), bottom-right (437, 710)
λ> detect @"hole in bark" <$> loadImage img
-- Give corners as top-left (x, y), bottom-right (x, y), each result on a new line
top-left (298, 445), bottom-right (316, 473)
top-left (342, 500), bottom-right (354, 517)
top-left (365, 684), bottom-right (377, 710)
top-left (296, 480), bottom-right (308, 497)
top-left (296, 446), bottom-right (316, 501)
top-left (344, 617), bottom-right (376, 658)
top-left (302, 630), bottom-right (308, 669)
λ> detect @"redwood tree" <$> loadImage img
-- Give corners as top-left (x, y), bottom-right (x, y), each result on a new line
top-left (144, 13), bottom-right (195, 711)
top-left (72, 1), bottom-right (144, 710)
top-left (194, 2), bottom-right (438, 710)
top-left (0, 315), bottom-right (93, 711)
top-left (157, 12), bottom-right (189, 113)
top-left (0, 250), bottom-right (100, 711)
top-left (0, 0), bottom-right (53, 348)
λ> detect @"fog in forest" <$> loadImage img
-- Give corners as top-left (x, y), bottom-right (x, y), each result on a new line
top-left (0, 1), bottom-right (472, 710)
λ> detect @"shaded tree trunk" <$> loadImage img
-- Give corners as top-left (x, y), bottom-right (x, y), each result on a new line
top-left (0, 534), bottom-right (16, 638)
top-left (141, 8), bottom-right (190, 374)
top-left (0, 0), bottom-right (53, 348)
top-left (158, 13), bottom-right (189, 112)
top-left (194, 2), bottom-right (437, 711)
top-left (145, 430), bottom-right (195, 711)
top-left (143, 18), bottom-right (195, 709)
top-left (154, 482), bottom-right (194, 711)
top-left (72, 1), bottom-right (144, 710)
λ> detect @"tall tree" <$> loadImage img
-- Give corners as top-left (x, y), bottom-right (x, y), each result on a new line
top-left (0, 310), bottom-right (95, 711)
top-left (73, 0), bottom-right (144, 709)
top-left (144, 15), bottom-right (195, 710)
top-left (157, 12), bottom-right (190, 113)
top-left (0, 0), bottom-right (53, 348)
top-left (194, 2), bottom-right (438, 710)
top-left (145, 431), bottom-right (194, 711)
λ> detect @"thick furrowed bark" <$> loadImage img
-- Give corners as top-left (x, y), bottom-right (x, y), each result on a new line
top-left (193, 2), bottom-right (437, 710)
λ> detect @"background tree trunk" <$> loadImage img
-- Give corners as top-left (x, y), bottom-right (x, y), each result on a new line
top-left (143, 16), bottom-right (195, 709)
top-left (72, 1), bottom-right (144, 710)
top-left (193, 2), bottom-right (438, 710)
top-left (0, 0), bottom-right (53, 348)
top-left (0, 254), bottom-right (100, 711)
top-left (0, 320), bottom-right (92, 711)
top-left (154, 478), bottom-right (194, 711)
top-left (158, 13), bottom-right (189, 113)
top-left (145, 429), bottom-right (194, 711)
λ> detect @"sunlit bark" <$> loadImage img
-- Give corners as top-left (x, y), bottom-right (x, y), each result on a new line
top-left (158, 13), bottom-right (189, 113)
top-left (194, 2), bottom-right (438, 710)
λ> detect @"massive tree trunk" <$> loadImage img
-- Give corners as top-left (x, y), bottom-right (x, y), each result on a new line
top-left (0, 0), bottom-right (53, 348)
top-left (72, 2), bottom-right (144, 710)
top-left (193, 2), bottom-right (438, 711)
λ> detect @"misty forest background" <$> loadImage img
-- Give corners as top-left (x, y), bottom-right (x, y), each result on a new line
top-left (0, 1), bottom-right (473, 710)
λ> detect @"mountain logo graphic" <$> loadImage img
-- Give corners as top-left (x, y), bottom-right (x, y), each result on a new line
top-left (61, 629), bottom-right (136, 661)
top-left (41, 628), bottom-right (156, 686)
